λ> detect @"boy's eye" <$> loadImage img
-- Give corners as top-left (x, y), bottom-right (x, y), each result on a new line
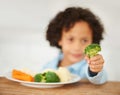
top-left (68, 38), bottom-right (73, 41)
top-left (81, 39), bottom-right (88, 43)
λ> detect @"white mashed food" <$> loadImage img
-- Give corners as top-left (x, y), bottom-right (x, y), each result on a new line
top-left (42, 69), bottom-right (56, 73)
top-left (20, 68), bottom-right (36, 77)
top-left (56, 67), bottom-right (72, 82)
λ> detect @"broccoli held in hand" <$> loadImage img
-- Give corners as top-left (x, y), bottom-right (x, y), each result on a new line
top-left (34, 71), bottom-right (60, 83)
top-left (84, 44), bottom-right (101, 58)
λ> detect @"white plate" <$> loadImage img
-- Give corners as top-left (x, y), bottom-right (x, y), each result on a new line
top-left (5, 72), bottom-right (81, 88)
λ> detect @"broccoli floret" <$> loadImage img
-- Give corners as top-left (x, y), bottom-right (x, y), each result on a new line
top-left (84, 44), bottom-right (101, 58)
top-left (34, 71), bottom-right (60, 83)
top-left (34, 73), bottom-right (46, 82)
top-left (45, 71), bottom-right (60, 83)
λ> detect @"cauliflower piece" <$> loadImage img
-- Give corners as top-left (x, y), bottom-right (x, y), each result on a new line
top-left (56, 67), bottom-right (72, 82)
top-left (42, 69), bottom-right (56, 73)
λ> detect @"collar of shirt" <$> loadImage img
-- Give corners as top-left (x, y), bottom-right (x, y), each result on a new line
top-left (56, 52), bottom-right (87, 73)
top-left (67, 60), bottom-right (86, 74)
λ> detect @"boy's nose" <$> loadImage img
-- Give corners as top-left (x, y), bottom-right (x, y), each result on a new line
top-left (73, 42), bottom-right (81, 51)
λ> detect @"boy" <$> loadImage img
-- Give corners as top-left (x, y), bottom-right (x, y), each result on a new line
top-left (41, 7), bottom-right (107, 84)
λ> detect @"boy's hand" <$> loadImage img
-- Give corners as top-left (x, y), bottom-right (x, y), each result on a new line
top-left (85, 54), bottom-right (104, 73)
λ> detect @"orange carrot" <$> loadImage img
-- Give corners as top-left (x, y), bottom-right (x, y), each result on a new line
top-left (12, 69), bottom-right (34, 82)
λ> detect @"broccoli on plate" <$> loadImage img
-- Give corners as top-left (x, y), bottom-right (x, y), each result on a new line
top-left (34, 71), bottom-right (60, 83)
top-left (45, 71), bottom-right (60, 82)
top-left (34, 73), bottom-right (46, 82)
top-left (84, 44), bottom-right (101, 58)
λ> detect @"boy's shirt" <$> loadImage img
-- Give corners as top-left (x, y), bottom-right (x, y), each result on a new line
top-left (40, 53), bottom-right (107, 84)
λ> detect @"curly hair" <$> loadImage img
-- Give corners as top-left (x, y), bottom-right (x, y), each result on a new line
top-left (46, 7), bottom-right (104, 49)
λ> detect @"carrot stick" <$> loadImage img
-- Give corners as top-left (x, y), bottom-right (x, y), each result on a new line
top-left (12, 69), bottom-right (34, 82)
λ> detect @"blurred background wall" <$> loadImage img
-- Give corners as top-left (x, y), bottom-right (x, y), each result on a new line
top-left (0, 0), bottom-right (120, 81)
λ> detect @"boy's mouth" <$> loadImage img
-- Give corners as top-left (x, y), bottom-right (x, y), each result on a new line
top-left (71, 53), bottom-right (82, 58)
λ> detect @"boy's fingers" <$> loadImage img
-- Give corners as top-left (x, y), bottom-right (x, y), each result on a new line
top-left (84, 56), bottom-right (90, 64)
top-left (89, 64), bottom-right (103, 72)
top-left (90, 54), bottom-right (102, 61)
top-left (84, 55), bottom-right (89, 60)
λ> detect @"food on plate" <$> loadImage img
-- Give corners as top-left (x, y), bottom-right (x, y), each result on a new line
top-left (84, 43), bottom-right (101, 58)
top-left (34, 67), bottom-right (72, 83)
top-left (11, 67), bottom-right (72, 83)
top-left (12, 69), bottom-right (34, 82)
top-left (56, 67), bottom-right (72, 82)
top-left (20, 68), bottom-right (36, 77)
top-left (45, 71), bottom-right (60, 82)
top-left (34, 71), bottom-right (60, 83)
top-left (42, 69), bottom-right (56, 73)
top-left (34, 73), bottom-right (45, 82)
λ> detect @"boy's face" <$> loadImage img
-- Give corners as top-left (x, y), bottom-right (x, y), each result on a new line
top-left (59, 21), bottom-right (92, 63)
